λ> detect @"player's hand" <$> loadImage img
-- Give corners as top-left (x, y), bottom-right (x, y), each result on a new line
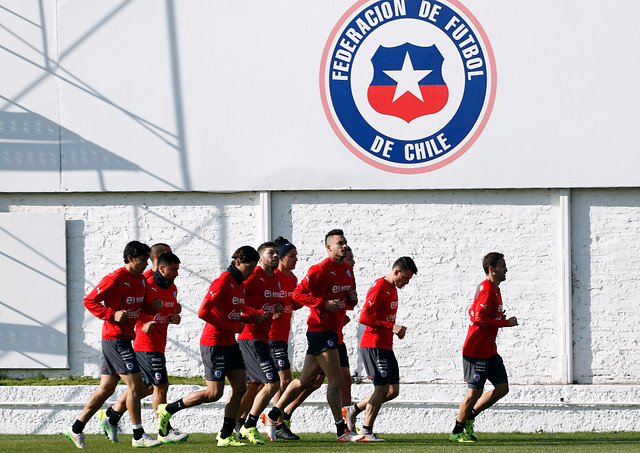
top-left (325, 299), bottom-right (340, 312)
top-left (151, 298), bottom-right (163, 311)
top-left (170, 312), bottom-right (181, 324)
top-left (255, 312), bottom-right (268, 323)
top-left (272, 312), bottom-right (282, 320)
top-left (344, 315), bottom-right (351, 326)
top-left (348, 290), bottom-right (358, 305)
top-left (114, 310), bottom-right (129, 322)
top-left (175, 304), bottom-right (182, 314)
top-left (393, 324), bottom-right (407, 339)
top-left (508, 316), bottom-right (518, 326)
top-left (142, 321), bottom-right (156, 333)
top-left (274, 303), bottom-right (284, 314)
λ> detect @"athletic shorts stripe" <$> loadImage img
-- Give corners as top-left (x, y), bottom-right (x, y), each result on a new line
top-left (201, 343), bottom-right (245, 382)
top-left (360, 346), bottom-right (400, 386)
top-left (239, 339), bottom-right (279, 384)
top-left (463, 353), bottom-right (508, 389)
top-left (101, 339), bottom-right (141, 376)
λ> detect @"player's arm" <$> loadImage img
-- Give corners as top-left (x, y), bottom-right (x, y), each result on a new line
top-left (292, 269), bottom-right (327, 309)
top-left (472, 287), bottom-right (511, 328)
top-left (358, 285), bottom-right (394, 330)
top-left (83, 276), bottom-right (118, 321)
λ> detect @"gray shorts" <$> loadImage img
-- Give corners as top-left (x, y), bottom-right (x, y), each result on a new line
top-left (269, 340), bottom-right (291, 371)
top-left (306, 331), bottom-right (339, 356)
top-left (201, 343), bottom-right (245, 382)
top-left (136, 350), bottom-right (168, 386)
top-left (101, 339), bottom-right (140, 375)
top-left (463, 354), bottom-right (508, 389)
top-left (360, 347), bottom-right (399, 386)
top-left (238, 339), bottom-right (279, 384)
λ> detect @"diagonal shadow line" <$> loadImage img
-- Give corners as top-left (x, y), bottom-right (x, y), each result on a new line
top-left (0, 251), bottom-right (64, 286)
top-left (37, 0), bottom-right (50, 71)
top-left (0, 45), bottom-right (179, 149)
top-left (0, 300), bottom-right (61, 329)
top-left (16, 350), bottom-right (53, 368)
top-left (0, 224), bottom-right (64, 271)
top-left (0, 4), bottom-right (41, 27)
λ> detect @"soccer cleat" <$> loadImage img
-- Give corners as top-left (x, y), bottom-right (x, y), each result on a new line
top-left (284, 419), bottom-right (292, 429)
top-left (337, 431), bottom-right (364, 442)
top-left (259, 413), bottom-right (277, 442)
top-left (156, 403), bottom-right (172, 437)
top-left (239, 425), bottom-right (265, 444)
top-left (449, 432), bottom-right (476, 443)
top-left (359, 433), bottom-right (385, 442)
top-left (465, 419), bottom-right (478, 441)
top-left (64, 428), bottom-right (88, 449)
top-left (97, 409), bottom-right (119, 443)
top-left (342, 406), bottom-right (358, 433)
top-left (275, 424), bottom-right (300, 441)
top-left (217, 431), bottom-right (245, 447)
top-left (158, 427), bottom-right (189, 443)
top-left (132, 432), bottom-right (163, 448)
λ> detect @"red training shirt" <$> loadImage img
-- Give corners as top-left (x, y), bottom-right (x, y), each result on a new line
top-left (238, 266), bottom-right (283, 343)
top-left (359, 277), bottom-right (398, 350)
top-left (269, 269), bottom-right (301, 343)
top-left (84, 267), bottom-right (147, 341)
top-left (462, 279), bottom-right (510, 358)
top-left (293, 257), bottom-right (357, 342)
top-left (133, 274), bottom-right (180, 353)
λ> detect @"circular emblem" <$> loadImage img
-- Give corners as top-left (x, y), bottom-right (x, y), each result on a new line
top-left (266, 372), bottom-right (274, 380)
top-left (327, 339), bottom-right (335, 347)
top-left (473, 373), bottom-right (481, 382)
top-left (214, 370), bottom-right (223, 379)
top-left (380, 370), bottom-right (388, 378)
top-left (126, 362), bottom-right (134, 371)
top-left (278, 359), bottom-right (286, 367)
top-left (155, 372), bottom-right (163, 382)
top-left (321, 0), bottom-right (496, 174)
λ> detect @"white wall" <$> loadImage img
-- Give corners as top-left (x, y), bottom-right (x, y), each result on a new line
top-left (1, 188), bottom-right (638, 385)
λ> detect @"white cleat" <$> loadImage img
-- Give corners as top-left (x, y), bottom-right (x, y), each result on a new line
top-left (64, 427), bottom-right (88, 449)
top-left (158, 427), bottom-right (189, 443)
top-left (337, 431), bottom-right (365, 442)
top-left (132, 432), bottom-right (163, 448)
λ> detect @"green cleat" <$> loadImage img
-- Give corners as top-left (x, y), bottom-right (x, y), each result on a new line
top-left (239, 425), bottom-right (265, 444)
top-left (449, 432), bottom-right (476, 443)
top-left (97, 409), bottom-right (119, 443)
top-left (217, 431), bottom-right (245, 447)
top-left (156, 403), bottom-right (172, 437)
top-left (465, 419), bottom-right (478, 441)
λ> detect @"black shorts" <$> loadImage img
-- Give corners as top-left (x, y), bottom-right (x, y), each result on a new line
top-left (361, 347), bottom-right (400, 386)
top-left (239, 339), bottom-right (279, 384)
top-left (201, 343), bottom-right (245, 382)
top-left (101, 339), bottom-right (140, 375)
top-left (269, 340), bottom-right (291, 371)
top-left (136, 351), bottom-right (168, 386)
top-left (463, 354), bottom-right (508, 389)
top-left (306, 331), bottom-right (339, 356)
top-left (338, 342), bottom-right (350, 368)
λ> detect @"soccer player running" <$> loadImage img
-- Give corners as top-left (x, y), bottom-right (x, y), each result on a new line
top-left (263, 229), bottom-right (364, 443)
top-left (156, 246), bottom-right (266, 447)
top-left (97, 252), bottom-right (188, 444)
top-left (235, 241), bottom-right (284, 444)
top-left (450, 252), bottom-right (519, 443)
top-left (343, 256), bottom-right (417, 441)
top-left (143, 243), bottom-right (172, 279)
top-left (64, 241), bottom-right (163, 448)
top-left (259, 236), bottom-right (303, 441)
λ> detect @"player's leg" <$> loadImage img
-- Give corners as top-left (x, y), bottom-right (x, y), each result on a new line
top-left (120, 371), bottom-right (162, 447)
top-left (338, 343), bottom-right (352, 406)
top-left (217, 352), bottom-right (247, 446)
top-left (451, 355), bottom-right (485, 442)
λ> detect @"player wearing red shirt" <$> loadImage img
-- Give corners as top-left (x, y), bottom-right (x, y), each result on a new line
top-left (64, 241), bottom-right (162, 449)
top-left (264, 230), bottom-right (363, 443)
top-left (450, 252), bottom-right (519, 443)
top-left (236, 242), bottom-right (285, 444)
top-left (142, 243), bottom-right (172, 280)
top-left (102, 252), bottom-right (188, 444)
top-left (156, 246), bottom-right (266, 448)
top-left (343, 257), bottom-right (417, 441)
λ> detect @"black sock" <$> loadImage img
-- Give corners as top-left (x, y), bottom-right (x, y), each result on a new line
top-left (106, 407), bottom-right (123, 426)
top-left (353, 403), bottom-right (363, 415)
top-left (166, 399), bottom-right (185, 415)
top-left (469, 409), bottom-right (479, 420)
top-left (362, 425), bottom-right (373, 434)
top-left (336, 420), bottom-right (347, 436)
top-left (221, 417), bottom-right (235, 439)
top-left (71, 420), bottom-right (85, 434)
top-left (244, 414), bottom-right (259, 429)
top-left (452, 420), bottom-right (465, 434)
top-left (283, 411), bottom-right (291, 421)
top-left (235, 418), bottom-right (245, 432)
top-left (268, 407), bottom-right (282, 421)
top-left (133, 427), bottom-right (144, 440)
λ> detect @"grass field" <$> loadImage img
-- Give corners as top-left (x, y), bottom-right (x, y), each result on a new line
top-left (2, 432), bottom-right (640, 453)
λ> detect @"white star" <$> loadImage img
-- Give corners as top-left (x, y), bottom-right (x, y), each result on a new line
top-left (383, 52), bottom-right (432, 102)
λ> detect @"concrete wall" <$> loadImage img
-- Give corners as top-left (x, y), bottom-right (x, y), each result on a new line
top-left (0, 188), bottom-right (639, 432)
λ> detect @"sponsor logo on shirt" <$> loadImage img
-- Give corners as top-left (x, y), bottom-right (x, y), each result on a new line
top-left (231, 296), bottom-right (244, 305)
top-left (332, 285), bottom-right (352, 293)
top-left (228, 310), bottom-right (242, 320)
top-left (390, 300), bottom-right (398, 309)
top-left (125, 296), bottom-right (144, 305)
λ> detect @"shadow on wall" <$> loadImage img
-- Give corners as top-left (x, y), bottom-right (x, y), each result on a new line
top-left (0, 111), bottom-right (141, 191)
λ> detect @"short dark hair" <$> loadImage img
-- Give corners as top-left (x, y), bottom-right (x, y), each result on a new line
top-left (150, 243), bottom-right (171, 257)
top-left (123, 241), bottom-right (151, 263)
top-left (325, 229), bottom-right (344, 245)
top-left (482, 252), bottom-right (504, 275)
top-left (257, 241), bottom-right (277, 255)
top-left (393, 256), bottom-right (418, 274)
top-left (157, 252), bottom-right (181, 267)
top-left (231, 245), bottom-right (259, 264)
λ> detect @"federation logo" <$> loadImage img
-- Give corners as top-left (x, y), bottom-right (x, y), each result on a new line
top-left (473, 373), bottom-right (481, 382)
top-left (214, 370), bottom-right (223, 379)
top-left (278, 359), bottom-right (286, 368)
top-left (321, 0), bottom-right (496, 174)
top-left (380, 370), bottom-right (388, 378)
top-left (266, 372), bottom-right (274, 381)
top-left (126, 362), bottom-right (134, 371)
top-left (155, 372), bottom-right (162, 382)
top-left (327, 340), bottom-right (335, 347)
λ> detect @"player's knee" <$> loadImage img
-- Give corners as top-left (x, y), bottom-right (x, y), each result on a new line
top-left (204, 387), bottom-right (224, 402)
top-left (387, 387), bottom-right (400, 400)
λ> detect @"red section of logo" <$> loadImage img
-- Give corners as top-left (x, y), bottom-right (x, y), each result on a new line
top-left (367, 85), bottom-right (449, 123)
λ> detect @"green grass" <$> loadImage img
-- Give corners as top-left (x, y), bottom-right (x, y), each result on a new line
top-left (2, 432), bottom-right (640, 453)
